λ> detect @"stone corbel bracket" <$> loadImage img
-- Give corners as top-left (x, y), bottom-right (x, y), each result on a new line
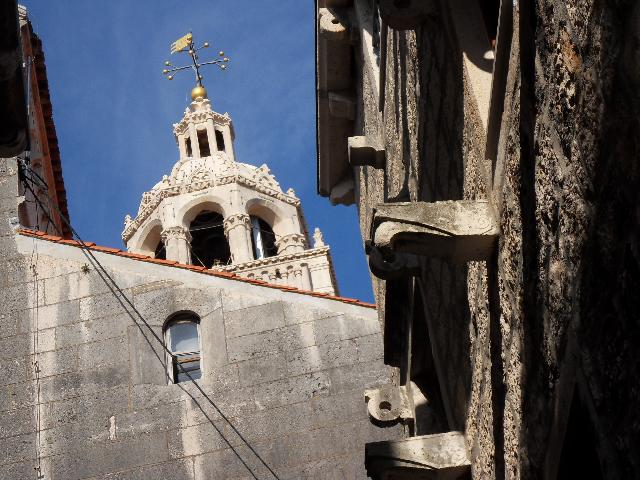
top-left (365, 384), bottom-right (413, 425)
top-left (365, 431), bottom-right (471, 480)
top-left (378, 0), bottom-right (437, 30)
top-left (348, 136), bottom-right (386, 169)
top-left (369, 200), bottom-right (499, 265)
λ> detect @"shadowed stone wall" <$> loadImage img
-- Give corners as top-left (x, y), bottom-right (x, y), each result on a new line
top-left (350, 0), bottom-right (640, 478)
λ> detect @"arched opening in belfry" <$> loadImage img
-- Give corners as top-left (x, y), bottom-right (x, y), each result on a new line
top-left (215, 130), bottom-right (225, 152)
top-left (189, 211), bottom-right (231, 268)
top-left (139, 223), bottom-right (164, 259)
top-left (250, 215), bottom-right (277, 260)
top-left (197, 129), bottom-right (211, 157)
top-left (185, 137), bottom-right (193, 157)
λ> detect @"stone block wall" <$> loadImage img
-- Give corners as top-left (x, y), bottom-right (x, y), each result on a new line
top-left (0, 158), bottom-right (402, 479)
top-left (350, 0), bottom-right (640, 477)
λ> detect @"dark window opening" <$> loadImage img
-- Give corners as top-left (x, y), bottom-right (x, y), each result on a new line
top-left (155, 239), bottom-right (166, 260)
top-left (250, 216), bottom-right (278, 259)
top-left (215, 130), bottom-right (225, 152)
top-left (478, 0), bottom-right (500, 49)
top-left (197, 129), bottom-right (210, 157)
top-left (185, 137), bottom-right (192, 157)
top-left (165, 314), bottom-right (201, 383)
top-left (189, 211), bottom-right (231, 268)
top-left (557, 389), bottom-right (603, 480)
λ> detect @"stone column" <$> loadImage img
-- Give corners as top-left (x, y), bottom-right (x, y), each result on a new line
top-left (178, 134), bottom-right (187, 159)
top-left (206, 118), bottom-right (218, 153)
top-left (309, 262), bottom-right (334, 295)
top-left (223, 213), bottom-right (253, 264)
top-left (222, 125), bottom-right (235, 161)
top-left (161, 226), bottom-right (192, 265)
top-left (188, 122), bottom-right (200, 158)
top-left (275, 233), bottom-right (306, 255)
top-left (293, 268), bottom-right (303, 289)
top-left (299, 263), bottom-right (313, 291)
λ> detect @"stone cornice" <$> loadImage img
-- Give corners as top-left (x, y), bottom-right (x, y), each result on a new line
top-left (219, 247), bottom-right (331, 272)
top-left (122, 175), bottom-right (300, 242)
top-left (173, 110), bottom-right (232, 136)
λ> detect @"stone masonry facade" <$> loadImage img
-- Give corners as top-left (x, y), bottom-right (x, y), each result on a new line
top-left (0, 155), bottom-right (402, 479)
top-left (317, 0), bottom-right (640, 478)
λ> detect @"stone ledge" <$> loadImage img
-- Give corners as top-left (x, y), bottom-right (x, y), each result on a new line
top-left (365, 431), bottom-right (471, 480)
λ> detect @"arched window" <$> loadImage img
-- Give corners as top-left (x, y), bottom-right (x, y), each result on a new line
top-left (164, 313), bottom-right (201, 383)
top-left (189, 211), bottom-right (231, 268)
top-left (215, 130), bottom-right (225, 152)
top-left (197, 129), bottom-right (211, 157)
top-left (250, 216), bottom-right (277, 259)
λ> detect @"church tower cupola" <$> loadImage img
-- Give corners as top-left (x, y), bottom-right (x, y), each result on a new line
top-left (122, 34), bottom-right (337, 295)
top-left (173, 96), bottom-right (236, 162)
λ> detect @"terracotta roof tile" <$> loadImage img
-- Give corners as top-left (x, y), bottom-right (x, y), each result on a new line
top-left (119, 251), bottom-right (150, 259)
top-left (91, 245), bottom-right (122, 254)
top-left (16, 228), bottom-right (376, 309)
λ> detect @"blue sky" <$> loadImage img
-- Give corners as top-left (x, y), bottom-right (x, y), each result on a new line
top-left (24, 0), bottom-right (373, 302)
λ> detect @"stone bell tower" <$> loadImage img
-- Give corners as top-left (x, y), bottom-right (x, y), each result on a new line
top-left (122, 84), bottom-right (337, 295)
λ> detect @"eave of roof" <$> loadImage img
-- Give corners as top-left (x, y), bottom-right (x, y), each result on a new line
top-left (17, 228), bottom-right (376, 309)
top-left (29, 27), bottom-right (72, 238)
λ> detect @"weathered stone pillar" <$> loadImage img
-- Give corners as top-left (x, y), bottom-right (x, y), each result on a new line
top-left (188, 122), bottom-right (200, 158)
top-left (206, 118), bottom-right (218, 153)
top-left (293, 268), bottom-right (303, 289)
top-left (161, 226), bottom-right (191, 264)
top-left (178, 135), bottom-right (187, 159)
top-left (299, 263), bottom-right (313, 291)
top-left (309, 262), bottom-right (333, 295)
top-left (222, 126), bottom-right (235, 161)
top-left (223, 213), bottom-right (253, 264)
top-left (275, 233), bottom-right (306, 255)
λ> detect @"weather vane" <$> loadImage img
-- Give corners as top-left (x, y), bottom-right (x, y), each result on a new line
top-left (162, 32), bottom-right (229, 100)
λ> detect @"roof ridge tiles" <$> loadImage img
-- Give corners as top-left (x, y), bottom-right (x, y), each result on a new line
top-left (16, 228), bottom-right (375, 309)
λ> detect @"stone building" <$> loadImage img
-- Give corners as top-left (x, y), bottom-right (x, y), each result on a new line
top-left (3, 4), bottom-right (71, 238)
top-left (316, 0), bottom-right (640, 478)
top-left (0, 3), bottom-right (403, 478)
top-left (122, 89), bottom-right (336, 295)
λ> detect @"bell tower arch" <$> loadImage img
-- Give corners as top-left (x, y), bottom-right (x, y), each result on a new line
top-left (122, 86), bottom-right (337, 295)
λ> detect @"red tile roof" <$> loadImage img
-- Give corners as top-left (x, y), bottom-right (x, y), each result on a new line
top-left (17, 229), bottom-right (376, 309)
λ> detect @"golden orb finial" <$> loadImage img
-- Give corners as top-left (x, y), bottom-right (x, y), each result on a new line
top-left (191, 85), bottom-right (208, 100)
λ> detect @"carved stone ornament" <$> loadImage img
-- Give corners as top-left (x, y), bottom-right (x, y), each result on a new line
top-left (366, 244), bottom-right (421, 281)
top-left (313, 227), bottom-right (325, 248)
top-left (369, 200), bottom-right (499, 263)
top-left (365, 432), bottom-right (471, 480)
top-left (364, 385), bottom-right (413, 425)
top-left (223, 213), bottom-right (251, 235)
top-left (348, 136), bottom-right (386, 169)
top-left (318, 7), bottom-right (350, 42)
top-left (275, 233), bottom-right (306, 252)
top-left (161, 226), bottom-right (191, 242)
